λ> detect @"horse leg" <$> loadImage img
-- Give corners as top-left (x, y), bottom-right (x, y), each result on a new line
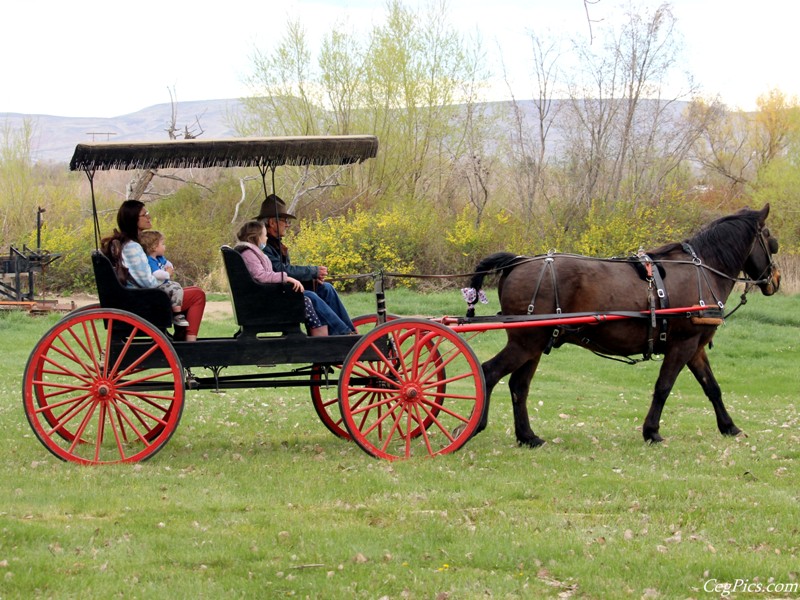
top-left (508, 355), bottom-right (545, 447)
top-left (476, 343), bottom-right (533, 436)
top-left (686, 347), bottom-right (742, 437)
top-left (642, 343), bottom-right (698, 443)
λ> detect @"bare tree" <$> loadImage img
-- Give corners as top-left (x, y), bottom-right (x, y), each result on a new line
top-left (503, 31), bottom-right (562, 233)
top-left (561, 2), bottom-right (701, 212)
top-left (126, 87), bottom-right (206, 202)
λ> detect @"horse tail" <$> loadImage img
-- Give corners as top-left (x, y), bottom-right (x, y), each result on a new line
top-left (464, 252), bottom-right (525, 316)
top-left (469, 252), bottom-right (523, 291)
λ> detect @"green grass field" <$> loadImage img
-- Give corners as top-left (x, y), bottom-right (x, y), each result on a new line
top-left (1, 290), bottom-right (798, 599)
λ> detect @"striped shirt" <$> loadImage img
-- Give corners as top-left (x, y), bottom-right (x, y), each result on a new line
top-left (121, 241), bottom-right (159, 288)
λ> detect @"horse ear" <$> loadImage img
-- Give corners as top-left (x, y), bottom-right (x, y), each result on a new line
top-left (759, 203), bottom-right (770, 222)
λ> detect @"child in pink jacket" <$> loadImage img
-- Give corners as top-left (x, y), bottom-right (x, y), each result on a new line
top-left (234, 220), bottom-right (327, 336)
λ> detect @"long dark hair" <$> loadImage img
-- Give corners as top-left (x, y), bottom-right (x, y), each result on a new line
top-left (100, 200), bottom-right (146, 284)
top-left (116, 200), bottom-right (146, 243)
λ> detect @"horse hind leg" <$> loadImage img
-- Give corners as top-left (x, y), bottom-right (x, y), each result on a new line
top-left (687, 347), bottom-right (742, 437)
top-left (477, 343), bottom-right (539, 440)
top-left (508, 355), bottom-right (546, 447)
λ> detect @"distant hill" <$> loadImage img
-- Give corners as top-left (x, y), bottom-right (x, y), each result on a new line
top-left (1, 99), bottom-right (245, 164)
top-left (2, 97), bottom-right (691, 165)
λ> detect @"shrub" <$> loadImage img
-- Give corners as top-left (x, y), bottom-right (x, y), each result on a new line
top-left (443, 207), bottom-right (511, 274)
top-left (290, 207), bottom-right (418, 291)
top-left (573, 191), bottom-right (702, 257)
top-left (25, 221), bottom-right (102, 294)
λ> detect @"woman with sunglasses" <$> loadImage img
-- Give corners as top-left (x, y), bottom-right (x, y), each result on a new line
top-left (100, 200), bottom-right (206, 341)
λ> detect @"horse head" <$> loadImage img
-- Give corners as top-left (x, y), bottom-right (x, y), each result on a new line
top-left (744, 204), bottom-right (781, 295)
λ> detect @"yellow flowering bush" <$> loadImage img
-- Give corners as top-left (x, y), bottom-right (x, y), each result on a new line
top-left (444, 207), bottom-right (509, 264)
top-left (574, 192), bottom-right (695, 257)
top-left (290, 207), bottom-right (418, 291)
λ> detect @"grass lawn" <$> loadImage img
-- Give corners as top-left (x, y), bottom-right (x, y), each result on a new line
top-left (1, 289), bottom-right (798, 599)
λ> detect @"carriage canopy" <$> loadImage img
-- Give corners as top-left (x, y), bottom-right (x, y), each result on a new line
top-left (69, 135), bottom-right (379, 172)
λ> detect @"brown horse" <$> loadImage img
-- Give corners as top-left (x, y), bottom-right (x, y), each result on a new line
top-left (466, 204), bottom-right (781, 446)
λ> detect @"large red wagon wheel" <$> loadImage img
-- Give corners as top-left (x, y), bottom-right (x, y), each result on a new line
top-left (338, 318), bottom-right (485, 460)
top-left (23, 308), bottom-right (185, 465)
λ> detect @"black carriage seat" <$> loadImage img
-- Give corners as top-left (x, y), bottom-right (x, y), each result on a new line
top-left (91, 250), bottom-right (173, 330)
top-left (220, 245), bottom-right (306, 336)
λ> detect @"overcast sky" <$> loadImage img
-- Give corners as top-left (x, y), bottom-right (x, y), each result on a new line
top-left (2, 0), bottom-right (797, 118)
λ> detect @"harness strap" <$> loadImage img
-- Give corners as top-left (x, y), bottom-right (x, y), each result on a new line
top-left (638, 253), bottom-right (670, 358)
top-left (527, 254), bottom-right (561, 315)
top-left (682, 242), bottom-right (725, 311)
top-left (649, 255), bottom-right (670, 351)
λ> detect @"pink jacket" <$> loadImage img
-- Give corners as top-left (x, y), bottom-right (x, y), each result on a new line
top-left (235, 242), bottom-right (287, 284)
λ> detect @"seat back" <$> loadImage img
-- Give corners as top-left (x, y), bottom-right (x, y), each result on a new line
top-left (221, 246), bottom-right (305, 335)
top-left (91, 250), bottom-right (173, 329)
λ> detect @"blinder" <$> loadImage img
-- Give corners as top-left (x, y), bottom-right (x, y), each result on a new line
top-left (750, 225), bottom-right (780, 291)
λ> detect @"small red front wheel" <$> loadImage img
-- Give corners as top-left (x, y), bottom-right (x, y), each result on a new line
top-left (23, 308), bottom-right (185, 465)
top-left (338, 318), bottom-right (485, 460)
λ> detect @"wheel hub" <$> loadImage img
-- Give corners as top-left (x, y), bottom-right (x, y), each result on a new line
top-left (400, 382), bottom-right (422, 403)
top-left (93, 380), bottom-right (114, 400)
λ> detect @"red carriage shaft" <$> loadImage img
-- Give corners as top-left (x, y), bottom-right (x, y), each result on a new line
top-left (440, 305), bottom-right (715, 333)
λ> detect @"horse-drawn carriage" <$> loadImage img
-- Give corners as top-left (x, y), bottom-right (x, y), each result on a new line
top-left (21, 136), bottom-right (782, 465)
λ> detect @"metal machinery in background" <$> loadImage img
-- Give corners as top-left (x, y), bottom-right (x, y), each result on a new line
top-left (0, 207), bottom-right (69, 312)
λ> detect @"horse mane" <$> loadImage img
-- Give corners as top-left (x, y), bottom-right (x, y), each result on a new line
top-left (649, 209), bottom-right (760, 273)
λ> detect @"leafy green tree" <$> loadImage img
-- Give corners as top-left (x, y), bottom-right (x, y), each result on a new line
top-left (239, 0), bottom-right (487, 212)
top-left (688, 89), bottom-right (800, 204)
top-left (1, 120), bottom-right (36, 247)
top-left (750, 98), bottom-right (800, 252)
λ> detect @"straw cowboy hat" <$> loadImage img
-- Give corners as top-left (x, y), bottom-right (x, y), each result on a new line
top-left (253, 194), bottom-right (296, 221)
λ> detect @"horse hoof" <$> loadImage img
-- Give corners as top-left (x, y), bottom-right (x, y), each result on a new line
top-left (519, 436), bottom-right (546, 448)
top-left (644, 432), bottom-right (663, 444)
top-left (722, 426), bottom-right (744, 437)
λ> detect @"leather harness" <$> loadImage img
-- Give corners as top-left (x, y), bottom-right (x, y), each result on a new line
top-left (638, 252), bottom-right (670, 359)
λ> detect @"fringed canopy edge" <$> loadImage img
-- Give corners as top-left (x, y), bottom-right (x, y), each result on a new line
top-left (69, 135), bottom-right (379, 171)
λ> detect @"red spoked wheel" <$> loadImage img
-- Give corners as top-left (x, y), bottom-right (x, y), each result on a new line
top-left (338, 318), bottom-right (485, 460)
top-left (23, 308), bottom-right (185, 465)
top-left (310, 314), bottom-right (398, 439)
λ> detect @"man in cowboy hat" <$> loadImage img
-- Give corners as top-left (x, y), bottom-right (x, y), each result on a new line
top-left (254, 194), bottom-right (356, 335)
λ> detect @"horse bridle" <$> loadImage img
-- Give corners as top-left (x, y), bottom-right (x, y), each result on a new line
top-left (746, 226), bottom-right (779, 289)
top-left (719, 225), bottom-right (778, 319)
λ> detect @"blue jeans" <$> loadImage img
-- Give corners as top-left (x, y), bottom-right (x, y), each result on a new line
top-left (304, 282), bottom-right (355, 335)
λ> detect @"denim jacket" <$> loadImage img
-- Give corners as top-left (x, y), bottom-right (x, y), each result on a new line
top-left (264, 235), bottom-right (318, 282)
